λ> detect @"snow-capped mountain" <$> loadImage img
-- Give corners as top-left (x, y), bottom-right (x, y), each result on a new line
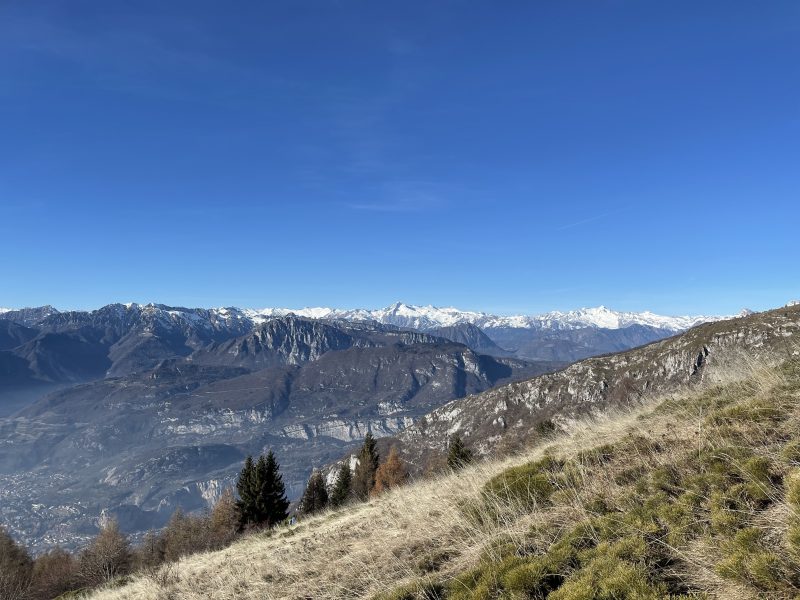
top-left (0, 301), bottom-right (732, 334)
top-left (1, 301), bottom-right (726, 371)
top-left (244, 301), bottom-right (721, 333)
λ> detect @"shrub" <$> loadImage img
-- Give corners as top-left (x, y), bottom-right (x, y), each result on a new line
top-left (77, 520), bottom-right (131, 587)
top-left (447, 434), bottom-right (473, 470)
top-left (31, 547), bottom-right (76, 599)
top-left (372, 447), bottom-right (409, 496)
top-left (162, 509), bottom-right (209, 562)
top-left (208, 488), bottom-right (240, 549)
top-left (0, 527), bottom-right (32, 600)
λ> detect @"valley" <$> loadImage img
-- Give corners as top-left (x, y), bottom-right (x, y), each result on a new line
top-left (0, 301), bottom-right (711, 551)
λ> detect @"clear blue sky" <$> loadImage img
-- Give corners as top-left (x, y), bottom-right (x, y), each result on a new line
top-left (1, 1), bottom-right (798, 316)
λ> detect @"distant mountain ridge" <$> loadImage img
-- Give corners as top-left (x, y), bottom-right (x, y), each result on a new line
top-left (0, 302), bottom-right (728, 387)
top-left (0, 301), bottom-right (723, 334)
top-left (244, 301), bottom-right (723, 332)
top-left (378, 303), bottom-right (800, 475)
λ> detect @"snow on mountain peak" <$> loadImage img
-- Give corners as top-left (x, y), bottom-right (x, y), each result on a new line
top-left (242, 302), bottom-right (722, 333)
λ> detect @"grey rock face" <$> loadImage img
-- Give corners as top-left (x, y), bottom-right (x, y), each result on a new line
top-left (392, 305), bottom-right (800, 467)
top-left (431, 323), bottom-right (513, 357)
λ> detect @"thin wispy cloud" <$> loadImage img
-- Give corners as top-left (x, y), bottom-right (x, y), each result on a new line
top-left (345, 182), bottom-right (449, 213)
top-left (556, 207), bottom-right (627, 231)
top-left (0, 7), bottom-right (281, 105)
top-left (346, 200), bottom-right (427, 213)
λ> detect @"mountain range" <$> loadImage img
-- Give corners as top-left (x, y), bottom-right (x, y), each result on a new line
top-left (0, 300), bottom-right (730, 551)
top-left (245, 301), bottom-right (721, 331)
top-left (0, 302), bottom-right (725, 410)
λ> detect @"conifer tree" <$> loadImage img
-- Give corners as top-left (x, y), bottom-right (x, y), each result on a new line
top-left (447, 433), bottom-right (473, 470)
top-left (235, 452), bottom-right (289, 528)
top-left (330, 462), bottom-right (352, 507)
top-left (372, 447), bottom-right (408, 495)
top-left (352, 432), bottom-right (380, 501)
top-left (262, 450), bottom-right (290, 526)
top-left (300, 471), bottom-right (329, 515)
top-left (253, 454), bottom-right (270, 524)
top-left (236, 455), bottom-right (258, 528)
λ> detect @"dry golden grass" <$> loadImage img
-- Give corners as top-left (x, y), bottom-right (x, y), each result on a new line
top-left (88, 356), bottom-right (800, 600)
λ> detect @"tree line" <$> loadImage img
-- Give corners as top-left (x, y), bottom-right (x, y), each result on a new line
top-left (0, 434), bottom-right (472, 599)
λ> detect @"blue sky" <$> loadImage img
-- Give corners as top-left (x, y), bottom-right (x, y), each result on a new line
top-left (1, 1), bottom-right (798, 316)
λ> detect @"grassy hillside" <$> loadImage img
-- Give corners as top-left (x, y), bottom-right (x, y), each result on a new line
top-left (85, 351), bottom-right (800, 600)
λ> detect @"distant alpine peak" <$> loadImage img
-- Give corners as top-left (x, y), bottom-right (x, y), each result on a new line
top-left (243, 302), bottom-right (723, 333)
top-left (0, 301), bottom-right (727, 333)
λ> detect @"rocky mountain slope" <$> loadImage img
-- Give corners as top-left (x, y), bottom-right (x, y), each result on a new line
top-left (430, 323), bottom-right (512, 357)
top-left (390, 304), bottom-right (800, 468)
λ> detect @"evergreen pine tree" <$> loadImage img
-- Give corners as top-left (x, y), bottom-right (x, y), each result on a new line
top-left (299, 471), bottom-right (329, 515)
top-left (329, 462), bottom-right (352, 507)
top-left (253, 454), bottom-right (270, 524)
top-left (447, 433), bottom-right (473, 470)
top-left (236, 455), bottom-right (257, 527)
top-left (262, 450), bottom-right (290, 526)
top-left (352, 432), bottom-right (380, 501)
